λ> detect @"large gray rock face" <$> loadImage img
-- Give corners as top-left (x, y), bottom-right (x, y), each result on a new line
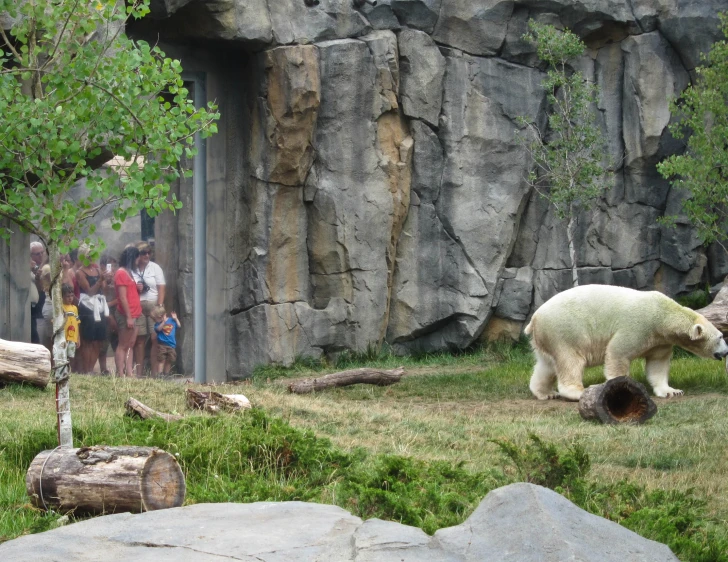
top-left (0, 484), bottom-right (678, 561)
top-left (122, 0), bottom-right (728, 373)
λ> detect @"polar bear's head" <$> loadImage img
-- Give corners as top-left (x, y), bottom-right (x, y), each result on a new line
top-left (682, 316), bottom-right (728, 360)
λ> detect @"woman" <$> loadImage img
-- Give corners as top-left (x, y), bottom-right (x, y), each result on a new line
top-left (114, 246), bottom-right (141, 377)
top-left (98, 254), bottom-right (118, 375)
top-left (76, 245), bottom-right (108, 373)
top-left (132, 241), bottom-right (166, 376)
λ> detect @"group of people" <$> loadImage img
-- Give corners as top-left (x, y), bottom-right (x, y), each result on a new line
top-left (29, 240), bottom-right (180, 377)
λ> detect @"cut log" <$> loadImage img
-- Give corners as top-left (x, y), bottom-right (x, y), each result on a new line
top-left (26, 446), bottom-right (185, 515)
top-left (288, 367), bottom-right (405, 394)
top-left (579, 377), bottom-right (657, 424)
top-left (0, 338), bottom-right (50, 388)
top-left (186, 389), bottom-right (251, 413)
top-left (697, 278), bottom-right (728, 334)
top-left (125, 397), bottom-right (183, 422)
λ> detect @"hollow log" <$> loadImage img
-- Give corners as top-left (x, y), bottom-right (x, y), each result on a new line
top-left (288, 367), bottom-right (405, 394)
top-left (125, 397), bottom-right (183, 422)
top-left (0, 338), bottom-right (50, 388)
top-left (697, 278), bottom-right (728, 334)
top-left (26, 446), bottom-right (185, 515)
top-left (186, 389), bottom-right (251, 413)
top-left (579, 377), bottom-right (657, 424)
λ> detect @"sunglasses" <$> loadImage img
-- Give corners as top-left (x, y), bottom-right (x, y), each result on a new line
top-left (31, 252), bottom-right (44, 256)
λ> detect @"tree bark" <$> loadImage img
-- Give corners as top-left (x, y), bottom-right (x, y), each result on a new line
top-left (696, 277), bottom-right (728, 334)
top-left (185, 389), bottom-right (251, 413)
top-left (288, 367), bottom-right (405, 394)
top-left (578, 376), bottom-right (657, 424)
top-left (125, 397), bottom-right (183, 422)
top-left (567, 210), bottom-right (579, 287)
top-left (26, 446), bottom-right (185, 515)
top-left (48, 242), bottom-right (73, 447)
top-left (0, 338), bottom-right (50, 388)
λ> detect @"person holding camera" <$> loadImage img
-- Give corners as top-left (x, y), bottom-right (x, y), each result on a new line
top-left (132, 241), bottom-right (166, 377)
top-left (76, 244), bottom-right (108, 373)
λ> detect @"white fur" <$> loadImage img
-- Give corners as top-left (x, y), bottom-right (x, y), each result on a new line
top-left (526, 285), bottom-right (728, 401)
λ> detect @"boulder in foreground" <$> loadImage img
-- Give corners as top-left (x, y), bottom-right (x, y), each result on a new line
top-left (1, 483), bottom-right (678, 561)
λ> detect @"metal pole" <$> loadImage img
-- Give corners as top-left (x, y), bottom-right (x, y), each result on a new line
top-left (192, 76), bottom-right (207, 384)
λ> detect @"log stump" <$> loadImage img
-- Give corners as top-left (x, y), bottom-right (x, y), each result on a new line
top-left (26, 446), bottom-right (185, 515)
top-left (578, 377), bottom-right (657, 424)
top-left (186, 389), bottom-right (251, 413)
top-left (0, 338), bottom-right (50, 388)
top-left (288, 367), bottom-right (404, 394)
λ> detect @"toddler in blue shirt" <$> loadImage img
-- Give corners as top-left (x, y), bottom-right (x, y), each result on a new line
top-left (152, 305), bottom-right (181, 376)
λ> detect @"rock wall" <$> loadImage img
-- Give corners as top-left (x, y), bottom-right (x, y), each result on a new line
top-left (132, 0), bottom-right (728, 375)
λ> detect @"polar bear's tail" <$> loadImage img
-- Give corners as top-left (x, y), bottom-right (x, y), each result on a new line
top-left (524, 318), bottom-right (534, 335)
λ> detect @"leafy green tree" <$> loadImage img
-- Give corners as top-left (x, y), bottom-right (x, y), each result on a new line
top-left (657, 13), bottom-right (728, 251)
top-left (518, 21), bottom-right (606, 287)
top-left (0, 0), bottom-right (219, 446)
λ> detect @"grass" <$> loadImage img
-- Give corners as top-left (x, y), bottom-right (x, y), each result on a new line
top-left (2, 345), bottom-right (728, 560)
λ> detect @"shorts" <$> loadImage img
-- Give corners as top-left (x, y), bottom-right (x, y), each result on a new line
top-left (78, 303), bottom-right (107, 342)
top-left (137, 301), bottom-right (157, 337)
top-left (157, 344), bottom-right (177, 364)
top-left (114, 309), bottom-right (141, 333)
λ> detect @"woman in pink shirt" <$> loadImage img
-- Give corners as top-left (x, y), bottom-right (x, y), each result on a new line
top-left (114, 246), bottom-right (141, 377)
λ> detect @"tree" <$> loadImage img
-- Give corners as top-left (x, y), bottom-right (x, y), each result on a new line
top-left (657, 13), bottom-right (728, 251)
top-left (518, 21), bottom-right (606, 287)
top-left (0, 0), bottom-right (219, 447)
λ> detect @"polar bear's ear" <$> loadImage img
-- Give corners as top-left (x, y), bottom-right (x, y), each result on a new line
top-left (690, 324), bottom-right (705, 340)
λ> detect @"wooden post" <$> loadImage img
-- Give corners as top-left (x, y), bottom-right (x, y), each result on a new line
top-left (26, 446), bottom-right (185, 515)
top-left (288, 367), bottom-right (404, 394)
top-left (0, 338), bottom-right (50, 388)
top-left (578, 377), bottom-right (657, 424)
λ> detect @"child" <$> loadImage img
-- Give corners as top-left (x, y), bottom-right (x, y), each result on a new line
top-left (62, 284), bottom-right (81, 359)
top-left (152, 305), bottom-right (180, 376)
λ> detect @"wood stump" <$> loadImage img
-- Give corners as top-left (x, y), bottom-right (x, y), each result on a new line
top-left (0, 338), bottom-right (50, 388)
top-left (579, 377), bottom-right (657, 424)
top-left (186, 389), bottom-right (251, 413)
top-left (26, 446), bottom-right (185, 515)
top-left (288, 367), bottom-right (404, 394)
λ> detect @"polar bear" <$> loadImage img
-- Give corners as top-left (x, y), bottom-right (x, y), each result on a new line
top-left (525, 284), bottom-right (728, 401)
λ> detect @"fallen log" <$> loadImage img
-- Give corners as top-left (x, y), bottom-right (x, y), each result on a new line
top-left (186, 389), bottom-right (251, 413)
top-left (697, 278), bottom-right (728, 334)
top-left (579, 377), bottom-right (657, 424)
top-left (0, 338), bottom-right (50, 388)
top-left (125, 397), bottom-right (183, 422)
top-left (288, 367), bottom-right (405, 394)
top-left (26, 446), bottom-right (185, 515)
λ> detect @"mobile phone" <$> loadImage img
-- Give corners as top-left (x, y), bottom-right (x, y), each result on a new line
top-left (106, 264), bottom-right (112, 273)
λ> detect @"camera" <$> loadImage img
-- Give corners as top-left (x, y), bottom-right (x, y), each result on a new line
top-left (141, 280), bottom-right (150, 294)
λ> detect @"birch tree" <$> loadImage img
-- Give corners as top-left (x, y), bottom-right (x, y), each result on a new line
top-left (0, 0), bottom-right (219, 446)
top-left (518, 21), bottom-right (606, 287)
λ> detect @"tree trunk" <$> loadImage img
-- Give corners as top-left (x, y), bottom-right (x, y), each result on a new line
top-left (48, 243), bottom-right (73, 448)
top-left (578, 376), bottom-right (657, 424)
top-left (567, 211), bottom-right (579, 287)
top-left (185, 389), bottom-right (251, 413)
top-left (696, 277), bottom-right (728, 334)
top-left (0, 338), bottom-right (50, 388)
top-left (125, 397), bottom-right (183, 422)
top-left (26, 446), bottom-right (185, 515)
top-left (288, 367), bottom-right (405, 394)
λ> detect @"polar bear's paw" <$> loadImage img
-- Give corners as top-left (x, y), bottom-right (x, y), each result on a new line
top-left (654, 387), bottom-right (684, 398)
